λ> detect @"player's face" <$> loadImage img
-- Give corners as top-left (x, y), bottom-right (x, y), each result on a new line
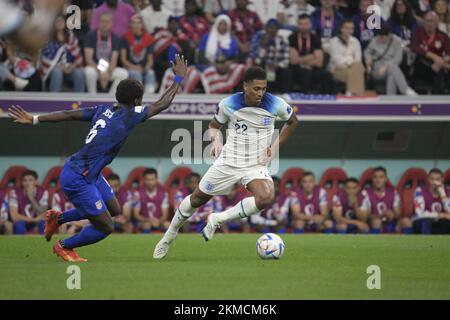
top-left (188, 176), bottom-right (200, 192)
top-left (373, 171), bottom-right (387, 190)
top-left (429, 173), bottom-right (443, 189)
top-left (301, 175), bottom-right (315, 193)
top-left (344, 181), bottom-right (359, 197)
top-left (243, 79), bottom-right (267, 105)
top-left (144, 174), bottom-right (158, 190)
top-left (22, 175), bottom-right (37, 191)
top-left (108, 179), bottom-right (121, 193)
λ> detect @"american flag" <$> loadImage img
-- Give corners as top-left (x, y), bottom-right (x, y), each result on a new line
top-left (201, 63), bottom-right (245, 94)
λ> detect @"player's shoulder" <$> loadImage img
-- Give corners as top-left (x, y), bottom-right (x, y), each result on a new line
top-left (219, 92), bottom-right (244, 111)
top-left (260, 93), bottom-right (291, 114)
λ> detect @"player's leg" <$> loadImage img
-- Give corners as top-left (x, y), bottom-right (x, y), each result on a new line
top-left (292, 218), bottom-right (306, 234)
top-left (369, 215), bottom-right (382, 234)
top-left (203, 178), bottom-right (275, 241)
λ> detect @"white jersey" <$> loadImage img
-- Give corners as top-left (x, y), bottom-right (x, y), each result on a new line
top-left (214, 92), bottom-right (293, 169)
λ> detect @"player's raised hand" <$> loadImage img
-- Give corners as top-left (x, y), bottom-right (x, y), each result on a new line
top-left (171, 54), bottom-right (188, 78)
top-left (210, 140), bottom-right (223, 158)
top-left (8, 105), bottom-right (33, 125)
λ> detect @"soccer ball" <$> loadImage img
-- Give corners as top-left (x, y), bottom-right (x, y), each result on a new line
top-left (256, 233), bottom-right (285, 259)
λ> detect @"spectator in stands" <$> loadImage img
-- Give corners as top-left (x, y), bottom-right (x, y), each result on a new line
top-left (251, 177), bottom-right (290, 233)
top-left (8, 170), bottom-right (48, 235)
top-left (291, 171), bottom-right (333, 234)
top-left (179, 0), bottom-right (209, 48)
top-left (249, 19), bottom-right (290, 93)
top-left (364, 22), bottom-right (418, 95)
top-left (434, 0), bottom-right (450, 36)
top-left (200, 53), bottom-right (245, 93)
top-left (289, 14), bottom-right (334, 94)
top-left (40, 15), bottom-right (85, 93)
top-left (120, 15), bottom-right (157, 93)
top-left (332, 178), bottom-right (370, 234)
top-left (375, 0), bottom-right (395, 21)
top-left (163, 0), bottom-right (186, 17)
top-left (197, 14), bottom-right (239, 68)
top-left (229, 0), bottom-right (264, 61)
top-left (84, 12), bottom-right (128, 94)
top-left (153, 16), bottom-right (193, 85)
top-left (278, 0), bottom-right (316, 31)
top-left (127, 0), bottom-right (149, 11)
top-left (216, 184), bottom-right (250, 233)
top-left (388, 0), bottom-right (418, 77)
top-left (203, 0), bottom-right (235, 24)
top-left (0, 39), bottom-right (29, 91)
top-left (411, 0), bottom-right (432, 25)
top-left (0, 189), bottom-right (12, 235)
top-left (250, 0), bottom-right (283, 25)
top-left (107, 174), bottom-right (133, 233)
top-left (363, 166), bottom-right (401, 234)
top-left (311, 0), bottom-right (344, 52)
top-left (90, 0), bottom-right (136, 37)
top-left (411, 11), bottom-right (450, 94)
top-left (413, 168), bottom-right (450, 234)
top-left (175, 172), bottom-right (215, 233)
top-left (329, 19), bottom-right (366, 96)
top-left (140, 0), bottom-right (171, 34)
top-left (134, 168), bottom-right (170, 233)
top-left (353, 0), bottom-right (376, 50)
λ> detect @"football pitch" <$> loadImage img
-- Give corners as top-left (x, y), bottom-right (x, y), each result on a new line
top-left (0, 234), bottom-right (449, 300)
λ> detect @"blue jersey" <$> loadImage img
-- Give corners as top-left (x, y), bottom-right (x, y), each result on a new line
top-left (67, 104), bottom-right (149, 182)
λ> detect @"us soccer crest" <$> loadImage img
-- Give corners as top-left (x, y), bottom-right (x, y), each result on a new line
top-left (95, 200), bottom-right (103, 210)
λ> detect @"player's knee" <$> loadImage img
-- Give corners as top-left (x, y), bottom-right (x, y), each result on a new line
top-left (255, 191), bottom-right (275, 210)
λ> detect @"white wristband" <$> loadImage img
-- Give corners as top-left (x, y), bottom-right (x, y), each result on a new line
top-left (32, 115), bottom-right (40, 125)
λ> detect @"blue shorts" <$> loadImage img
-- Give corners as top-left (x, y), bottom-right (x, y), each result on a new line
top-left (60, 163), bottom-right (114, 216)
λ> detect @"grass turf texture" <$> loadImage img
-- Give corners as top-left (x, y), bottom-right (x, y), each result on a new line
top-left (0, 234), bottom-right (449, 299)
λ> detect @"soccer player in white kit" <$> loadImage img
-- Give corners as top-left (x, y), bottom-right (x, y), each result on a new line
top-left (153, 67), bottom-right (298, 259)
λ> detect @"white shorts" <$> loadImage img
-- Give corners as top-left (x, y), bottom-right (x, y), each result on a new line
top-left (199, 161), bottom-right (272, 196)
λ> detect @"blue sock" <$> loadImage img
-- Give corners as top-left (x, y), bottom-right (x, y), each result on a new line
top-left (38, 220), bottom-right (45, 234)
top-left (370, 228), bottom-right (381, 234)
top-left (278, 228), bottom-right (287, 234)
top-left (60, 208), bottom-right (85, 224)
top-left (337, 229), bottom-right (346, 234)
top-left (62, 224), bottom-right (109, 249)
top-left (324, 228), bottom-right (334, 234)
top-left (294, 228), bottom-right (304, 234)
top-left (14, 221), bottom-right (26, 235)
top-left (402, 227), bottom-right (413, 235)
top-left (142, 228), bottom-right (151, 234)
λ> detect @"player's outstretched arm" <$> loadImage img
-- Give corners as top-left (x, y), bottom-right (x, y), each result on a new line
top-left (147, 54), bottom-right (188, 118)
top-left (8, 105), bottom-right (86, 125)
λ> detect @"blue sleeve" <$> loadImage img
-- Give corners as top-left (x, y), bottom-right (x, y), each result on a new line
top-left (167, 45), bottom-right (178, 63)
top-left (132, 105), bottom-right (150, 124)
top-left (81, 106), bottom-right (98, 121)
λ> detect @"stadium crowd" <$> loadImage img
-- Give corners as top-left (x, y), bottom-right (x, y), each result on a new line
top-left (1, 165), bottom-right (450, 236)
top-left (1, 0), bottom-right (450, 95)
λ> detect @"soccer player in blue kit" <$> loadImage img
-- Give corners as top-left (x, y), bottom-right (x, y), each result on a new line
top-left (8, 54), bottom-right (188, 262)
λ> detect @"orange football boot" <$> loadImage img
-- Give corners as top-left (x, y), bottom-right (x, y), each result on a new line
top-left (44, 210), bottom-right (62, 242)
top-left (53, 241), bottom-right (88, 262)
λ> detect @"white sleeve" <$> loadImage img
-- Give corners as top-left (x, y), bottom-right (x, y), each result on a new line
top-left (214, 99), bottom-right (229, 125)
top-left (319, 188), bottom-right (328, 207)
top-left (414, 187), bottom-right (426, 218)
top-left (52, 193), bottom-right (62, 212)
top-left (39, 190), bottom-right (49, 209)
top-left (161, 192), bottom-right (169, 209)
top-left (329, 38), bottom-right (347, 66)
top-left (332, 194), bottom-right (342, 209)
top-left (133, 191), bottom-right (141, 209)
top-left (360, 194), bottom-right (370, 211)
top-left (393, 190), bottom-right (401, 208)
top-left (276, 97), bottom-right (294, 121)
top-left (8, 189), bottom-right (18, 208)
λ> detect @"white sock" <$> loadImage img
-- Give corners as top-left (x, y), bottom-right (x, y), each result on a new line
top-left (167, 195), bottom-right (196, 235)
top-left (216, 197), bottom-right (260, 224)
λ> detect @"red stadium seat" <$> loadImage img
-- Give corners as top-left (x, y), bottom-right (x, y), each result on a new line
top-left (0, 166), bottom-right (28, 190)
top-left (397, 168), bottom-right (429, 218)
top-left (359, 167), bottom-right (394, 189)
top-left (444, 169), bottom-right (450, 187)
top-left (164, 167), bottom-right (193, 211)
top-left (280, 167), bottom-right (304, 195)
top-left (123, 167), bottom-right (149, 190)
top-left (319, 167), bottom-right (348, 205)
top-left (42, 166), bottom-right (62, 190)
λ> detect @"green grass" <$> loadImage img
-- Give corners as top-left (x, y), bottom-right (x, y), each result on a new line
top-left (0, 234), bottom-right (449, 299)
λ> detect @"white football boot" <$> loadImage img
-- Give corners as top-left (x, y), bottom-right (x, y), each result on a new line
top-left (201, 214), bottom-right (221, 241)
top-left (153, 232), bottom-right (177, 259)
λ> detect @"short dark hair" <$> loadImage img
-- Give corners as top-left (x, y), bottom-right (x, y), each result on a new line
top-left (107, 173), bottom-right (121, 181)
top-left (345, 177), bottom-right (360, 185)
top-left (243, 67), bottom-right (267, 82)
top-left (188, 172), bottom-right (201, 180)
top-left (143, 168), bottom-right (158, 177)
top-left (22, 170), bottom-right (38, 180)
top-left (302, 171), bottom-right (315, 179)
top-left (429, 168), bottom-right (443, 176)
top-left (115, 78), bottom-right (144, 105)
top-left (373, 166), bottom-right (387, 175)
top-left (298, 13), bottom-right (310, 21)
